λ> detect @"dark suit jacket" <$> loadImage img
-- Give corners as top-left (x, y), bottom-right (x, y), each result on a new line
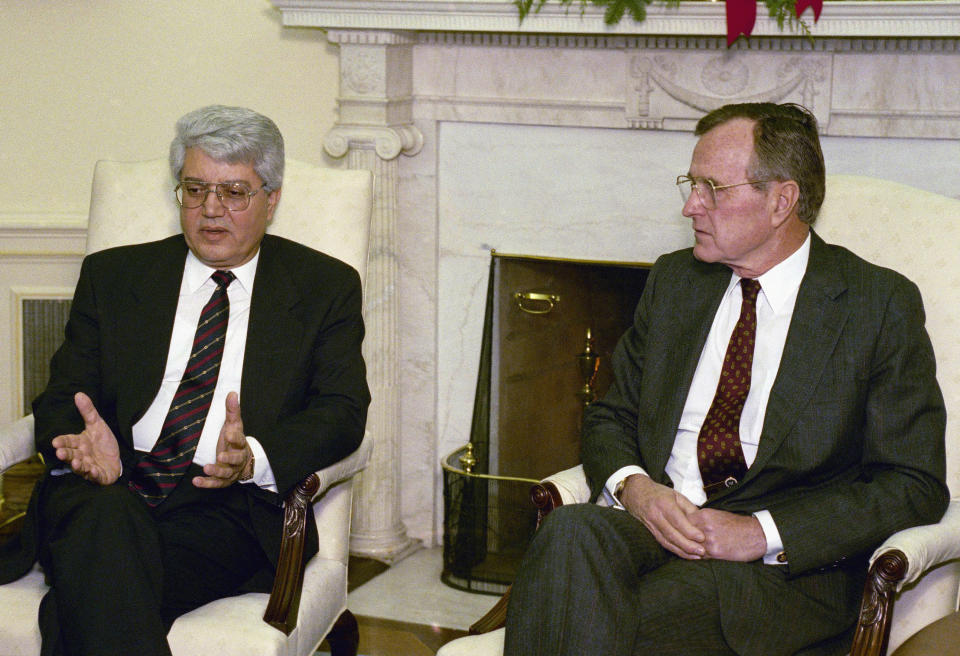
top-left (581, 231), bottom-right (948, 651)
top-left (25, 233), bottom-right (370, 570)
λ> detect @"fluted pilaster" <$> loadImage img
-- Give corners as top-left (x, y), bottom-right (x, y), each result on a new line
top-left (325, 30), bottom-right (423, 562)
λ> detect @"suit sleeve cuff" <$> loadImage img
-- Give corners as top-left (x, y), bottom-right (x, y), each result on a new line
top-left (604, 465), bottom-right (648, 509)
top-left (753, 509), bottom-right (786, 565)
top-left (243, 436), bottom-right (278, 493)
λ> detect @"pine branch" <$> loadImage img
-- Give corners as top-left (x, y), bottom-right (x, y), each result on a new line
top-left (517, 0), bottom-right (811, 38)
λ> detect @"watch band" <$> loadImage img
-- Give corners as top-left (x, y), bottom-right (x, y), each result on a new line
top-left (614, 477), bottom-right (628, 503)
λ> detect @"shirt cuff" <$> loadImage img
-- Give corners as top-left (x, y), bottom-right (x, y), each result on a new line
top-left (243, 436), bottom-right (278, 493)
top-left (752, 509), bottom-right (786, 565)
top-left (603, 465), bottom-right (649, 509)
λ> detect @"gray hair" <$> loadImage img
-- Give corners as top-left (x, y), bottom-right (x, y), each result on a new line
top-left (169, 105), bottom-right (284, 191)
top-left (695, 103), bottom-right (825, 225)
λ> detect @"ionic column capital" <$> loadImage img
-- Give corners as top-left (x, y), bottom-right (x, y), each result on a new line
top-left (324, 124), bottom-right (423, 161)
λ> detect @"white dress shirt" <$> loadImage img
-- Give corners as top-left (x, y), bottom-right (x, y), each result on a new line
top-left (131, 250), bottom-right (277, 492)
top-left (604, 234), bottom-right (811, 564)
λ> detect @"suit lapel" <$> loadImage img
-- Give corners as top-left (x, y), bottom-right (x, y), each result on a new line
top-left (115, 237), bottom-right (188, 437)
top-left (748, 232), bottom-right (849, 477)
top-left (241, 236), bottom-right (305, 436)
top-left (648, 262), bottom-right (730, 478)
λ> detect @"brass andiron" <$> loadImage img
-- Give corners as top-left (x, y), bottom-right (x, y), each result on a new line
top-left (577, 327), bottom-right (600, 407)
top-left (458, 442), bottom-right (478, 473)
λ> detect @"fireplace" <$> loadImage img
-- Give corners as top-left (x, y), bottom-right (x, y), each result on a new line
top-left (271, 0), bottom-right (960, 556)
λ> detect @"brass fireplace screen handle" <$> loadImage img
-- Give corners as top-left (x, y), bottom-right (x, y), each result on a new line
top-left (514, 292), bottom-right (560, 315)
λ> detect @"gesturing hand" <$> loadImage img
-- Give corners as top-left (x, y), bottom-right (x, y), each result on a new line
top-left (618, 473), bottom-right (706, 559)
top-left (193, 391), bottom-right (253, 489)
top-left (51, 392), bottom-right (122, 486)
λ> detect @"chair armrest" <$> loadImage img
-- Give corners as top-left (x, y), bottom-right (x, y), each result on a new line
top-left (539, 464), bottom-right (592, 506)
top-left (531, 464), bottom-right (593, 526)
top-left (311, 430), bottom-right (374, 501)
top-left (262, 431), bottom-right (373, 634)
top-left (870, 498), bottom-right (960, 590)
top-left (849, 498), bottom-right (960, 656)
top-left (0, 415), bottom-right (36, 473)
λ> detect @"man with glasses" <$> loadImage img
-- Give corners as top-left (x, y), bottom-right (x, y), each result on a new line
top-left (505, 102), bottom-right (947, 655)
top-left (5, 106), bottom-right (369, 655)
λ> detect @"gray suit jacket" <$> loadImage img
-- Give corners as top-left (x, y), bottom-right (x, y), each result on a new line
top-left (581, 231), bottom-right (948, 651)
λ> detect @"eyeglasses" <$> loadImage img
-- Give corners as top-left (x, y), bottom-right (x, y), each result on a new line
top-left (175, 181), bottom-right (267, 212)
top-left (676, 175), bottom-right (772, 210)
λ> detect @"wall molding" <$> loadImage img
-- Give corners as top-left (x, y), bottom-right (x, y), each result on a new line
top-left (0, 212), bottom-right (87, 230)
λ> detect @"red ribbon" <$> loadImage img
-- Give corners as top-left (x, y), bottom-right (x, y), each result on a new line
top-left (725, 0), bottom-right (757, 47)
top-left (795, 0), bottom-right (824, 21)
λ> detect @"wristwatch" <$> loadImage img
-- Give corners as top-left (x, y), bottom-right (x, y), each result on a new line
top-left (613, 477), bottom-right (628, 503)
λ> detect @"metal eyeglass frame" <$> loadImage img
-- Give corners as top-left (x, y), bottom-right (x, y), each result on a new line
top-left (174, 181), bottom-right (268, 211)
top-left (676, 175), bottom-right (773, 209)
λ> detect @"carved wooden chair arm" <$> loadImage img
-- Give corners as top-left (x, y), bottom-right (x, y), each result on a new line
top-left (261, 430), bottom-right (372, 635)
top-left (849, 549), bottom-right (908, 656)
top-left (263, 472), bottom-right (321, 634)
top-left (467, 480), bottom-right (567, 635)
top-left (531, 480), bottom-right (565, 528)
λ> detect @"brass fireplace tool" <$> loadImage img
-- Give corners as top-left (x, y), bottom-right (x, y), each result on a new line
top-left (577, 327), bottom-right (600, 408)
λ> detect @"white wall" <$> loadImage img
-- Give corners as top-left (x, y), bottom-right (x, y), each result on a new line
top-left (0, 0), bottom-right (339, 221)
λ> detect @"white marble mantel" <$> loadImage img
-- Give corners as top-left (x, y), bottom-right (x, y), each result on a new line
top-left (274, 0), bottom-right (960, 37)
top-left (272, 0), bottom-right (960, 553)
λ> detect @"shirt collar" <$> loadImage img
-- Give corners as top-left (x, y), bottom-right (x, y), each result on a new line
top-left (183, 249), bottom-right (260, 295)
top-left (727, 232), bottom-right (811, 315)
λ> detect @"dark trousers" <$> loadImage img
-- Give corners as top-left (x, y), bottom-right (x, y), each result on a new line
top-left (504, 504), bottom-right (856, 656)
top-left (37, 467), bottom-right (270, 656)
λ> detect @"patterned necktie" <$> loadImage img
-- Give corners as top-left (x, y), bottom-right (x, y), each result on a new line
top-left (129, 270), bottom-right (235, 506)
top-left (697, 278), bottom-right (761, 497)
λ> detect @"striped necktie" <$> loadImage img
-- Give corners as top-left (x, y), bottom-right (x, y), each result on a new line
top-left (697, 278), bottom-right (761, 498)
top-left (129, 270), bottom-right (235, 506)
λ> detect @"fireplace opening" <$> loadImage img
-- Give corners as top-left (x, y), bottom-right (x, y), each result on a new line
top-left (442, 251), bottom-right (651, 594)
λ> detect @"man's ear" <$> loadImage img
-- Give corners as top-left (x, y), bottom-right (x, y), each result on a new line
top-left (265, 187), bottom-right (282, 223)
top-left (770, 180), bottom-right (800, 227)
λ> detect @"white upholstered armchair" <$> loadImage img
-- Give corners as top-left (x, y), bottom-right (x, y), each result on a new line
top-left (0, 158), bottom-right (374, 656)
top-left (438, 175), bottom-right (960, 656)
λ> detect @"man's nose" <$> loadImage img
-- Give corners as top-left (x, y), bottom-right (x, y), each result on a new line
top-left (201, 188), bottom-right (226, 216)
top-left (681, 189), bottom-right (703, 217)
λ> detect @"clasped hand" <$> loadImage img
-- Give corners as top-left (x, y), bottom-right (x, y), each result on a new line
top-left (51, 391), bottom-right (252, 488)
top-left (618, 474), bottom-right (767, 562)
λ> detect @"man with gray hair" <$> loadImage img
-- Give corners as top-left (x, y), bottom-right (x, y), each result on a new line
top-left (11, 105), bottom-right (369, 654)
top-left (504, 103), bottom-right (948, 655)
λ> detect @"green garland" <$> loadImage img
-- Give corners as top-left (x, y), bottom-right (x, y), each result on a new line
top-left (515, 0), bottom-right (807, 33)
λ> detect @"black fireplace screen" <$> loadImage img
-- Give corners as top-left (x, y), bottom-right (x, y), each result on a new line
top-left (441, 252), bottom-right (650, 594)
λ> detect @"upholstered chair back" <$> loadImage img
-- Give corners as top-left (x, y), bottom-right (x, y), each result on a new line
top-left (815, 175), bottom-right (960, 651)
top-left (816, 175), bottom-right (960, 493)
top-left (85, 158), bottom-right (371, 291)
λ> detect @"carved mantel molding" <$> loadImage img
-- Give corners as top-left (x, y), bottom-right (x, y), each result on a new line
top-left (274, 0), bottom-right (960, 38)
top-left (274, 0), bottom-right (960, 140)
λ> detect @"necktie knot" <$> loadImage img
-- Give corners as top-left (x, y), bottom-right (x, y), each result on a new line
top-left (740, 278), bottom-right (761, 304)
top-left (212, 270), bottom-right (235, 289)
